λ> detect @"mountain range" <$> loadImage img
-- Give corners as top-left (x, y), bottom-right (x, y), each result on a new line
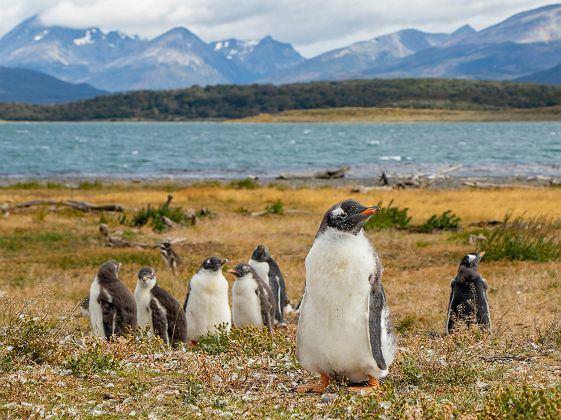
top-left (0, 3), bottom-right (560, 102)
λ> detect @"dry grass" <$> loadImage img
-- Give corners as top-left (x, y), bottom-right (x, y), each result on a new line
top-left (231, 106), bottom-right (561, 123)
top-left (0, 184), bottom-right (560, 417)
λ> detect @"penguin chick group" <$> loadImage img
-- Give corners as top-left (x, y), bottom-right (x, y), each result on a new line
top-left (86, 244), bottom-right (292, 346)
top-left (84, 198), bottom-right (491, 395)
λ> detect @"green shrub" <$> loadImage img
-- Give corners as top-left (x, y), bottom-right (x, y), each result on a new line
top-left (130, 197), bottom-right (187, 232)
top-left (64, 345), bottom-right (120, 377)
top-left (419, 210), bottom-right (461, 232)
top-left (483, 214), bottom-right (561, 261)
top-left (229, 327), bottom-right (272, 356)
top-left (481, 385), bottom-right (561, 418)
top-left (228, 178), bottom-right (260, 189)
top-left (195, 324), bottom-right (230, 355)
top-left (364, 200), bottom-right (411, 231)
top-left (265, 199), bottom-right (284, 215)
top-left (1, 316), bottom-right (64, 367)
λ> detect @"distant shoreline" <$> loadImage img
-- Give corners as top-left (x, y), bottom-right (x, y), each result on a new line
top-left (230, 106), bottom-right (561, 123)
top-left (2, 106), bottom-right (561, 124)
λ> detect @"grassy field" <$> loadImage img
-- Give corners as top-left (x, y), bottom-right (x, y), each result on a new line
top-left (233, 106), bottom-right (561, 123)
top-left (0, 182), bottom-right (560, 418)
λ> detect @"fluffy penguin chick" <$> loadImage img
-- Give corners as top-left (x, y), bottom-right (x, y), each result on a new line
top-left (89, 260), bottom-right (137, 339)
top-left (228, 263), bottom-right (276, 335)
top-left (249, 244), bottom-right (291, 325)
top-left (296, 200), bottom-right (397, 393)
top-left (134, 266), bottom-right (187, 346)
top-left (446, 251), bottom-right (491, 334)
top-left (159, 241), bottom-right (183, 274)
top-left (184, 257), bottom-right (231, 342)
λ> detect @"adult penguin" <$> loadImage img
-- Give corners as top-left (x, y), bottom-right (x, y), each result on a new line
top-left (296, 200), bottom-right (396, 393)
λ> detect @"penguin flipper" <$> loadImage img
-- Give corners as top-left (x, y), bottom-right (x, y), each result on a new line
top-left (368, 272), bottom-right (387, 371)
top-left (446, 278), bottom-right (456, 334)
top-left (153, 286), bottom-right (188, 345)
top-left (256, 284), bottom-right (275, 334)
top-left (183, 284), bottom-right (192, 312)
top-left (149, 298), bottom-right (169, 344)
top-left (99, 296), bottom-right (116, 339)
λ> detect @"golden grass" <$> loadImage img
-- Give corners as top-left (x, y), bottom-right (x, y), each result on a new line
top-left (0, 184), bottom-right (560, 417)
top-left (231, 106), bottom-right (561, 123)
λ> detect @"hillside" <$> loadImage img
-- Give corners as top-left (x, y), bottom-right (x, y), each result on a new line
top-left (0, 66), bottom-right (106, 104)
top-left (517, 62), bottom-right (561, 84)
top-left (1, 79), bottom-right (561, 121)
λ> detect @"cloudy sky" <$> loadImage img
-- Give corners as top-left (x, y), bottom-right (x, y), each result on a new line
top-left (0, 1), bottom-right (556, 56)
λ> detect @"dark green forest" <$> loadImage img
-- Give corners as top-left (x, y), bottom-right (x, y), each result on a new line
top-left (1, 79), bottom-right (561, 121)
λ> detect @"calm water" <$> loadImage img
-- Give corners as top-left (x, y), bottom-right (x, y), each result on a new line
top-left (0, 122), bottom-right (560, 179)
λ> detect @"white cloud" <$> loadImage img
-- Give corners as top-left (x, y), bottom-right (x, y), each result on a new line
top-left (0, 0), bottom-right (555, 57)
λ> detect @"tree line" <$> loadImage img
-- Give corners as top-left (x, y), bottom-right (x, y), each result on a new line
top-left (1, 79), bottom-right (560, 121)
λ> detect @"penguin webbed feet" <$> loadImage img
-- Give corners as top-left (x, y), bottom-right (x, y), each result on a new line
top-left (348, 375), bottom-right (381, 394)
top-left (295, 373), bottom-right (330, 393)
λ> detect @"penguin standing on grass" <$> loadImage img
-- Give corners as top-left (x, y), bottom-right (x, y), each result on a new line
top-left (296, 200), bottom-right (397, 393)
top-left (446, 251), bottom-right (491, 334)
top-left (184, 257), bottom-right (231, 343)
top-left (249, 245), bottom-right (291, 326)
top-left (134, 266), bottom-right (187, 346)
top-left (227, 263), bottom-right (276, 335)
top-left (89, 260), bottom-right (137, 339)
top-left (160, 241), bottom-right (183, 275)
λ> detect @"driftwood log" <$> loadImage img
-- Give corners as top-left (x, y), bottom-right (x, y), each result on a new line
top-left (277, 165), bottom-right (350, 180)
top-left (1, 199), bottom-right (123, 214)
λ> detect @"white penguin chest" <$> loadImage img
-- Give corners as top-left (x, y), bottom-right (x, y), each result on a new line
top-left (89, 276), bottom-right (106, 337)
top-left (249, 260), bottom-right (270, 283)
top-left (232, 276), bottom-right (263, 327)
top-left (297, 230), bottom-right (380, 382)
top-left (134, 285), bottom-right (154, 332)
top-left (185, 271), bottom-right (231, 340)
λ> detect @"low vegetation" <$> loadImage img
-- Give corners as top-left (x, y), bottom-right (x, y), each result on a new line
top-left (419, 210), bottom-right (462, 232)
top-left (364, 200), bottom-right (412, 231)
top-left (482, 214), bottom-right (561, 261)
top-left (0, 184), bottom-right (560, 417)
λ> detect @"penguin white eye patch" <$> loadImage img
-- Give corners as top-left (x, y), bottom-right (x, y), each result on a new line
top-left (468, 254), bottom-right (476, 262)
top-left (331, 207), bottom-right (346, 218)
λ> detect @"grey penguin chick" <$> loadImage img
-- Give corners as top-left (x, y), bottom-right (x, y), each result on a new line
top-left (134, 266), bottom-right (187, 346)
top-left (227, 263), bottom-right (276, 335)
top-left (446, 251), bottom-right (491, 334)
top-left (89, 260), bottom-right (137, 339)
top-left (184, 257), bottom-right (231, 343)
top-left (159, 241), bottom-right (183, 275)
top-left (296, 199), bottom-right (397, 393)
top-left (249, 245), bottom-right (292, 325)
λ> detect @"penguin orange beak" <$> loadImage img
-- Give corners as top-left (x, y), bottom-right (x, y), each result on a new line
top-left (226, 268), bottom-right (236, 275)
top-left (479, 251), bottom-right (486, 257)
top-left (360, 206), bottom-right (380, 216)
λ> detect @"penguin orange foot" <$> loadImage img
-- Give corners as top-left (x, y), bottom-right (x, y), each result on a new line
top-left (348, 376), bottom-right (381, 394)
top-left (296, 373), bottom-right (330, 393)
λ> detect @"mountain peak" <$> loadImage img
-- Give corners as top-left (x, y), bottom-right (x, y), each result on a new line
top-left (452, 24), bottom-right (476, 36)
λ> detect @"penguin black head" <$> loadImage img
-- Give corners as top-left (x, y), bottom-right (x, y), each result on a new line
top-left (226, 263), bottom-right (254, 278)
top-left (137, 266), bottom-right (156, 284)
top-left (251, 245), bottom-right (271, 262)
top-left (459, 251), bottom-right (485, 270)
top-left (318, 199), bottom-right (379, 236)
top-left (201, 256), bottom-right (228, 272)
top-left (98, 259), bottom-right (121, 281)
